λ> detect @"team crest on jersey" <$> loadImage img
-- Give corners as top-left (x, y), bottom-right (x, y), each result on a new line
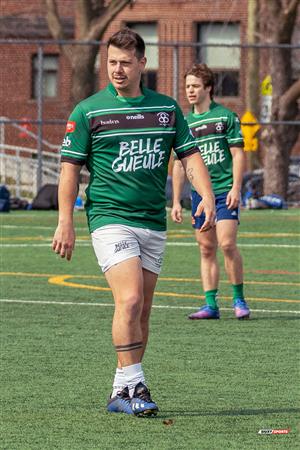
top-left (66, 121), bottom-right (76, 133)
top-left (215, 122), bottom-right (224, 133)
top-left (157, 112), bottom-right (170, 126)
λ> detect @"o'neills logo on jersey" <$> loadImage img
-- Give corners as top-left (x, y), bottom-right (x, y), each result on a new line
top-left (66, 121), bottom-right (76, 133)
top-left (101, 119), bottom-right (120, 125)
top-left (112, 138), bottom-right (165, 173)
top-left (126, 114), bottom-right (144, 120)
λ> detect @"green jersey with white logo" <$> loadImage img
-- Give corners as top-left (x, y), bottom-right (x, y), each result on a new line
top-left (186, 101), bottom-right (244, 194)
top-left (61, 83), bottom-right (199, 232)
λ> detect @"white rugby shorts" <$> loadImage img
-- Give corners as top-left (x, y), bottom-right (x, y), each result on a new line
top-left (91, 224), bottom-right (166, 274)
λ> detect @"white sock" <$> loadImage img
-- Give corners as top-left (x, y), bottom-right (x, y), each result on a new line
top-left (123, 363), bottom-right (146, 397)
top-left (112, 367), bottom-right (127, 397)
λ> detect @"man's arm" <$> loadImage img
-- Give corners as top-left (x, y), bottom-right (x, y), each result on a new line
top-left (180, 152), bottom-right (215, 231)
top-left (171, 158), bottom-right (187, 223)
top-left (226, 147), bottom-right (246, 209)
top-left (52, 162), bottom-right (82, 261)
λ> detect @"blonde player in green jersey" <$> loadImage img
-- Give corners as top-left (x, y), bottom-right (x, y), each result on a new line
top-left (52, 30), bottom-right (215, 416)
top-left (172, 63), bottom-right (250, 320)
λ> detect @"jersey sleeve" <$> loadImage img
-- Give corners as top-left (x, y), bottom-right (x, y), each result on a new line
top-left (60, 104), bottom-right (91, 165)
top-left (173, 103), bottom-right (200, 160)
top-left (226, 112), bottom-right (244, 148)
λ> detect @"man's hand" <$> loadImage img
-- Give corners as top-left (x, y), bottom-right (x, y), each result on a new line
top-left (52, 223), bottom-right (75, 261)
top-left (194, 198), bottom-right (215, 232)
top-left (171, 201), bottom-right (183, 223)
top-left (226, 187), bottom-right (241, 210)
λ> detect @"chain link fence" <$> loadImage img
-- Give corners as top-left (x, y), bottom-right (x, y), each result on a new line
top-left (0, 39), bottom-right (299, 199)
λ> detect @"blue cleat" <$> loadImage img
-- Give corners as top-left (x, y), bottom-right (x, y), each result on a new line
top-left (188, 305), bottom-right (220, 320)
top-left (107, 386), bottom-right (133, 414)
top-left (233, 298), bottom-right (250, 320)
top-left (130, 382), bottom-right (159, 417)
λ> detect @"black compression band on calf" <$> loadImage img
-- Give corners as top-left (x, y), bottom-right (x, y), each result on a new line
top-left (115, 341), bottom-right (143, 352)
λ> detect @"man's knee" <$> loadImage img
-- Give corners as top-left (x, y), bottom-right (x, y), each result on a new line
top-left (219, 240), bottom-right (237, 256)
top-left (198, 241), bottom-right (217, 259)
top-left (116, 294), bottom-right (143, 322)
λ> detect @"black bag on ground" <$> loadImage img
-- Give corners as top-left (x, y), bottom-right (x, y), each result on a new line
top-left (31, 184), bottom-right (58, 210)
top-left (0, 185), bottom-right (11, 212)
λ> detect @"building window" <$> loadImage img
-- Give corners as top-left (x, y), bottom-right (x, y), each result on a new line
top-left (127, 22), bottom-right (158, 91)
top-left (197, 23), bottom-right (240, 97)
top-left (32, 54), bottom-right (59, 99)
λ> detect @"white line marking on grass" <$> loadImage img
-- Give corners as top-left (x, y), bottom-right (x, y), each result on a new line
top-left (1, 242), bottom-right (299, 249)
top-left (0, 298), bottom-right (299, 314)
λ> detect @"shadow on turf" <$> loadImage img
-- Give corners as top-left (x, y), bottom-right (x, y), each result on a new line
top-left (159, 407), bottom-right (300, 418)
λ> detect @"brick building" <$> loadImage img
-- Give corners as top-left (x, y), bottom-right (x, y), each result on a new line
top-left (0, 0), bottom-right (298, 155)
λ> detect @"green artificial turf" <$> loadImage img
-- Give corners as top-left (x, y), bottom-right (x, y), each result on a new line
top-left (1, 209), bottom-right (299, 449)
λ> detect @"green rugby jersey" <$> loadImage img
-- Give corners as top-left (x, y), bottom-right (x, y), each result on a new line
top-left (186, 101), bottom-right (244, 194)
top-left (61, 83), bottom-right (199, 232)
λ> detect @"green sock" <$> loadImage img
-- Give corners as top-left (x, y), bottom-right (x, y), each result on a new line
top-left (205, 289), bottom-right (218, 310)
top-left (232, 283), bottom-right (244, 300)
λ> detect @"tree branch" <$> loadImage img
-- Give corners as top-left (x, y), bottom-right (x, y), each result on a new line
top-left (87, 0), bottom-right (131, 41)
top-left (278, 0), bottom-right (299, 41)
top-left (44, 0), bottom-right (74, 62)
top-left (44, 0), bottom-right (65, 40)
top-left (279, 79), bottom-right (300, 120)
top-left (284, 0), bottom-right (300, 16)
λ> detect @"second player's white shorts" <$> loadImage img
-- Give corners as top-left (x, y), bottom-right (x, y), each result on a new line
top-left (91, 224), bottom-right (166, 274)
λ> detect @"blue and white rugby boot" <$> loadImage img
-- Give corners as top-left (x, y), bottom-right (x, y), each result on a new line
top-left (130, 382), bottom-right (159, 417)
top-left (188, 305), bottom-right (220, 320)
top-left (233, 298), bottom-right (250, 320)
top-left (107, 386), bottom-right (133, 414)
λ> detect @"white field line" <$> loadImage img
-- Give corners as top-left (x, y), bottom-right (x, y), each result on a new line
top-left (1, 242), bottom-right (299, 249)
top-left (0, 298), bottom-right (299, 314)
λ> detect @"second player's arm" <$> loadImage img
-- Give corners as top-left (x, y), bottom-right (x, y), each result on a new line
top-left (181, 152), bottom-right (215, 231)
top-left (171, 158), bottom-right (187, 223)
top-left (52, 162), bottom-right (82, 260)
top-left (227, 147), bottom-right (246, 209)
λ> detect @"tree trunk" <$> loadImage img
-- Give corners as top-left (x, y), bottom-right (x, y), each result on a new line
top-left (71, 44), bottom-right (99, 105)
top-left (260, 0), bottom-right (299, 199)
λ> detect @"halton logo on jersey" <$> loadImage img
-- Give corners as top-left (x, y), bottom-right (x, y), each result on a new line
top-left (66, 121), bottom-right (76, 133)
top-left (195, 124), bottom-right (207, 132)
top-left (157, 112), bottom-right (170, 126)
top-left (215, 122), bottom-right (225, 133)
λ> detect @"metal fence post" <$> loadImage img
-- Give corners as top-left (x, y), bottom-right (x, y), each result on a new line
top-left (0, 121), bottom-right (5, 183)
top-left (36, 44), bottom-right (44, 193)
top-left (173, 45), bottom-right (179, 101)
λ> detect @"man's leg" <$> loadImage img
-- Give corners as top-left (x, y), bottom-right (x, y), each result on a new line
top-left (216, 220), bottom-right (250, 319)
top-left (105, 256), bottom-right (145, 367)
top-left (140, 268), bottom-right (158, 357)
top-left (189, 228), bottom-right (220, 319)
top-left (105, 256), bottom-right (159, 416)
top-left (111, 269), bottom-right (156, 397)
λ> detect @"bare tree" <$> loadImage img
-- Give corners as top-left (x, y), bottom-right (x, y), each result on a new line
top-left (259, 0), bottom-right (300, 199)
top-left (44, 0), bottom-right (133, 105)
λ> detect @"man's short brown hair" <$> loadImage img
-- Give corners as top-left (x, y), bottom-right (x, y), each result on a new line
top-left (107, 27), bottom-right (145, 60)
top-left (184, 63), bottom-right (214, 98)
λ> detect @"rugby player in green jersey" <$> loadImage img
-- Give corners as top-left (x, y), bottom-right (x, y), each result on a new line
top-left (171, 63), bottom-right (250, 321)
top-left (52, 30), bottom-right (215, 416)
